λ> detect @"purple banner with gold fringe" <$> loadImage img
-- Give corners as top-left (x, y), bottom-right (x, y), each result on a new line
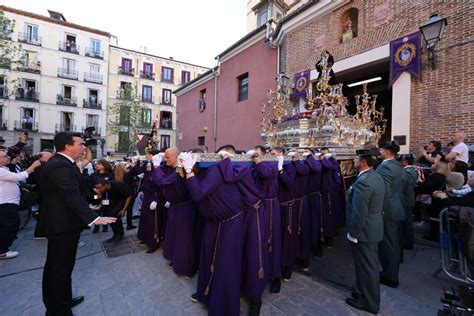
top-left (389, 31), bottom-right (421, 87)
top-left (293, 70), bottom-right (310, 101)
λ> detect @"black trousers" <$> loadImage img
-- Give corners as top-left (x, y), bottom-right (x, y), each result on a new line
top-left (43, 231), bottom-right (80, 315)
top-left (0, 203), bottom-right (20, 254)
top-left (352, 241), bottom-right (380, 312)
top-left (126, 195), bottom-right (136, 226)
top-left (379, 220), bottom-right (401, 283)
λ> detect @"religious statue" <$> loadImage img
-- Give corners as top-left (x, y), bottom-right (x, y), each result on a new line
top-left (342, 16), bottom-right (355, 43)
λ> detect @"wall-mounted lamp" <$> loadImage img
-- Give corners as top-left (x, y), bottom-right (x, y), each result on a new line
top-left (419, 14), bottom-right (447, 69)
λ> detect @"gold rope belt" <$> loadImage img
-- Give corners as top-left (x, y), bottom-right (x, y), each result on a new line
top-left (281, 200), bottom-right (295, 235)
top-left (295, 196), bottom-right (307, 236)
top-left (265, 198), bottom-right (277, 253)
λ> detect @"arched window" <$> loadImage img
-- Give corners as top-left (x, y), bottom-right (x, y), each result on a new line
top-left (340, 8), bottom-right (358, 43)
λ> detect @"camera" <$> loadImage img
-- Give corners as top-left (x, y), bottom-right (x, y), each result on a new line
top-left (82, 126), bottom-right (98, 146)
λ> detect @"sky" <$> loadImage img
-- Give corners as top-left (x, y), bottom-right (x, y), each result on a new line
top-left (2, 0), bottom-right (248, 68)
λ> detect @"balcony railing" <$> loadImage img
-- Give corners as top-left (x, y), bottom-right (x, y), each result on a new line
top-left (0, 86), bottom-right (8, 98)
top-left (84, 73), bottom-right (103, 84)
top-left (15, 89), bottom-right (39, 102)
top-left (159, 121), bottom-right (173, 129)
top-left (18, 33), bottom-right (41, 46)
top-left (141, 95), bottom-right (154, 103)
top-left (59, 41), bottom-right (80, 54)
top-left (58, 68), bottom-right (79, 80)
top-left (0, 119), bottom-right (7, 130)
top-left (56, 94), bottom-right (78, 106)
top-left (82, 126), bottom-right (101, 136)
top-left (118, 66), bottom-right (134, 76)
top-left (55, 124), bottom-right (77, 132)
top-left (17, 62), bottom-right (41, 74)
top-left (14, 120), bottom-right (38, 132)
top-left (117, 89), bottom-right (133, 100)
top-left (0, 58), bottom-right (11, 70)
top-left (83, 98), bottom-right (102, 109)
top-left (140, 71), bottom-right (155, 80)
top-left (160, 100), bottom-right (173, 106)
top-left (160, 75), bottom-right (174, 83)
top-left (85, 48), bottom-right (104, 59)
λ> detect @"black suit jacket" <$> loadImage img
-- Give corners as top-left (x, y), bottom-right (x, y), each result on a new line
top-left (39, 154), bottom-right (98, 236)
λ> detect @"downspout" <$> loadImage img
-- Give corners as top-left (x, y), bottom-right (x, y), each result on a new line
top-left (212, 61), bottom-right (219, 151)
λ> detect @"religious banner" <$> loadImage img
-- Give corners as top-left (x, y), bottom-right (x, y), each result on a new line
top-left (389, 31), bottom-right (421, 87)
top-left (293, 70), bottom-right (310, 102)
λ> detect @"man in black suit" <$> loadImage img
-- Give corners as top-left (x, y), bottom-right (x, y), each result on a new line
top-left (40, 132), bottom-right (116, 315)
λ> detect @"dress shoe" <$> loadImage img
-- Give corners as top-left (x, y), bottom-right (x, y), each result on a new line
top-left (301, 259), bottom-right (310, 272)
top-left (102, 225), bottom-right (108, 233)
top-left (0, 251), bottom-right (18, 259)
top-left (126, 224), bottom-right (137, 230)
top-left (351, 291), bottom-right (360, 299)
top-left (71, 296), bottom-right (84, 308)
top-left (269, 278), bottom-right (281, 293)
top-left (248, 297), bottom-right (262, 316)
top-left (146, 244), bottom-right (160, 254)
top-left (345, 298), bottom-right (378, 314)
top-left (379, 274), bottom-right (399, 288)
top-left (105, 235), bottom-right (120, 243)
top-left (282, 267), bottom-right (292, 282)
top-left (190, 293), bottom-right (199, 303)
top-left (92, 225), bottom-right (99, 234)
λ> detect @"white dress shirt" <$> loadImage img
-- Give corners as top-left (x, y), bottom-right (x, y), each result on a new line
top-left (0, 166), bottom-right (29, 205)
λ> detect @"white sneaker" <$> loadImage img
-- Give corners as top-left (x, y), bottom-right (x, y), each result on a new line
top-left (415, 221), bottom-right (430, 228)
top-left (0, 251), bottom-right (19, 259)
top-left (78, 241), bottom-right (86, 247)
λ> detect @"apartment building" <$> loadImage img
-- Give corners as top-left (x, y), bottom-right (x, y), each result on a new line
top-left (0, 6), bottom-right (109, 157)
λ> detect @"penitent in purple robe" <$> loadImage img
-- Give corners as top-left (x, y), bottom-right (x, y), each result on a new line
top-left (185, 163), bottom-right (244, 316)
top-left (321, 158), bottom-right (338, 238)
top-left (152, 165), bottom-right (198, 276)
top-left (135, 162), bottom-right (162, 248)
top-left (219, 158), bottom-right (269, 299)
top-left (278, 162), bottom-right (298, 269)
top-left (293, 160), bottom-right (311, 260)
top-left (253, 161), bottom-right (282, 280)
top-left (329, 158), bottom-right (346, 228)
top-left (305, 156), bottom-right (323, 244)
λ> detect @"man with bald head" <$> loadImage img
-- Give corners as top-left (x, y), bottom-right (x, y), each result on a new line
top-left (446, 132), bottom-right (469, 163)
top-left (152, 147), bottom-right (199, 277)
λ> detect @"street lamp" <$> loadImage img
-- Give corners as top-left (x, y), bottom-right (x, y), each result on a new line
top-left (419, 14), bottom-right (447, 69)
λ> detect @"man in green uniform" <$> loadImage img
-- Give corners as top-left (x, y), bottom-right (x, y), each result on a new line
top-left (345, 149), bottom-right (385, 314)
top-left (376, 141), bottom-right (405, 288)
top-left (399, 154), bottom-right (419, 256)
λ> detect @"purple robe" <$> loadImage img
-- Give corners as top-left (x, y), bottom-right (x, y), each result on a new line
top-left (136, 163), bottom-right (162, 247)
top-left (278, 162), bottom-right (298, 269)
top-left (321, 158), bottom-right (337, 238)
top-left (219, 158), bottom-right (269, 299)
top-left (253, 161), bottom-right (281, 279)
top-left (329, 158), bottom-right (346, 228)
top-left (185, 163), bottom-right (244, 316)
top-left (305, 156), bottom-right (323, 244)
top-left (293, 160), bottom-right (311, 260)
top-left (152, 165), bottom-right (198, 276)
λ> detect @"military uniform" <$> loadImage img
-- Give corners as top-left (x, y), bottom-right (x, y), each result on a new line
top-left (400, 165), bottom-right (418, 252)
top-left (376, 157), bottom-right (405, 287)
top-left (346, 167), bottom-right (385, 313)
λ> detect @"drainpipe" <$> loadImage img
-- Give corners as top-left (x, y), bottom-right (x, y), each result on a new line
top-left (212, 60), bottom-right (219, 151)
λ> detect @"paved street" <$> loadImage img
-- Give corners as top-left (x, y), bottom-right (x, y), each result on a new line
top-left (0, 218), bottom-right (457, 315)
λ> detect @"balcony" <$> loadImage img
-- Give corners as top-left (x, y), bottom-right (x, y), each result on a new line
top-left (85, 48), bottom-right (104, 59)
top-left (18, 33), bottom-right (41, 46)
top-left (0, 119), bottom-right (7, 130)
top-left (118, 66), bottom-right (134, 76)
top-left (159, 120), bottom-right (173, 130)
top-left (117, 89), bottom-right (133, 100)
top-left (141, 95), bottom-right (154, 104)
top-left (15, 89), bottom-right (39, 102)
top-left (0, 86), bottom-right (8, 98)
top-left (56, 94), bottom-right (77, 107)
top-left (0, 58), bottom-right (11, 70)
top-left (82, 126), bottom-right (101, 136)
top-left (199, 98), bottom-right (206, 112)
top-left (59, 41), bottom-right (80, 54)
top-left (160, 100), bottom-right (173, 106)
top-left (55, 124), bottom-right (77, 132)
top-left (14, 120), bottom-right (39, 132)
top-left (84, 73), bottom-right (103, 84)
top-left (83, 98), bottom-right (102, 109)
top-left (17, 62), bottom-right (41, 74)
top-left (160, 75), bottom-right (174, 83)
top-left (140, 71), bottom-right (155, 80)
top-left (58, 68), bottom-right (79, 80)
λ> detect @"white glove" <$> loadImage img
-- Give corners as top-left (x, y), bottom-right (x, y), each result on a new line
top-left (182, 153), bottom-right (196, 170)
top-left (347, 232), bottom-right (358, 244)
top-left (246, 149), bottom-right (256, 155)
top-left (218, 150), bottom-right (234, 159)
top-left (287, 151), bottom-right (297, 157)
top-left (152, 154), bottom-right (162, 167)
top-left (277, 155), bottom-right (284, 171)
top-left (314, 153), bottom-right (322, 158)
top-left (150, 201), bottom-right (157, 210)
top-left (324, 153), bottom-right (333, 159)
top-left (132, 155), bottom-right (140, 163)
top-left (302, 152), bottom-right (311, 157)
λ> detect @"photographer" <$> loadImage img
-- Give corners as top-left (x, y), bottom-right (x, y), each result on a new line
top-left (0, 151), bottom-right (41, 259)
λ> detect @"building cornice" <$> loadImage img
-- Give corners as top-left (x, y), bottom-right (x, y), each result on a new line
top-left (0, 5), bottom-right (110, 37)
top-left (215, 23), bottom-right (268, 62)
top-left (173, 67), bottom-right (217, 96)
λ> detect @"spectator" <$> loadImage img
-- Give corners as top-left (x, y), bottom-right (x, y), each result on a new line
top-left (418, 141), bottom-right (443, 167)
top-left (0, 151), bottom-right (41, 259)
top-left (446, 132), bottom-right (469, 163)
top-left (450, 160), bottom-right (469, 186)
top-left (445, 172), bottom-right (472, 198)
top-left (114, 162), bottom-right (137, 230)
top-left (89, 159), bottom-right (113, 233)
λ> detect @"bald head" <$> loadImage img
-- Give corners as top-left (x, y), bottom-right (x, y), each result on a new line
top-left (39, 151), bottom-right (52, 163)
top-left (454, 132), bottom-right (466, 145)
top-left (164, 147), bottom-right (179, 167)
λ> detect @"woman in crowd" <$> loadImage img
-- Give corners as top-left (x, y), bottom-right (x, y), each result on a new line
top-left (90, 159), bottom-right (114, 233)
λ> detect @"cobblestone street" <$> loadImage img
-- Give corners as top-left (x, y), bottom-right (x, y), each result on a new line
top-left (0, 219), bottom-right (457, 315)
